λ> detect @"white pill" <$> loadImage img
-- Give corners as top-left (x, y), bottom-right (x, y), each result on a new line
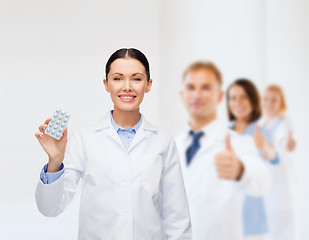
top-left (56, 108), bottom-right (60, 113)
top-left (61, 111), bottom-right (65, 115)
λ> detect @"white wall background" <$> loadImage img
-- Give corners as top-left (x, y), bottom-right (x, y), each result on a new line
top-left (1, 0), bottom-right (308, 239)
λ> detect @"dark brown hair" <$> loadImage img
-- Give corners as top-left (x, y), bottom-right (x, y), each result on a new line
top-left (226, 78), bottom-right (262, 122)
top-left (105, 48), bottom-right (150, 81)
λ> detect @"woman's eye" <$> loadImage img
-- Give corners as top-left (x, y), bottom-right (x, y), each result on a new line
top-left (133, 78), bottom-right (141, 81)
top-left (114, 77), bottom-right (121, 81)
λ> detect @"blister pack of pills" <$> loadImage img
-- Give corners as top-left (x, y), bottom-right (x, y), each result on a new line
top-left (44, 108), bottom-right (70, 140)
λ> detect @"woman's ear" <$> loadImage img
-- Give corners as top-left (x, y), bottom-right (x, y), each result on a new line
top-left (145, 79), bottom-right (153, 93)
top-left (103, 79), bottom-right (110, 93)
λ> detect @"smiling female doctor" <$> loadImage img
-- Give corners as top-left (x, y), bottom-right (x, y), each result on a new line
top-left (35, 48), bottom-right (192, 240)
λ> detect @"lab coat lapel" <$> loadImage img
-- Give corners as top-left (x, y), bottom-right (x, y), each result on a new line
top-left (128, 115), bottom-right (157, 153)
top-left (128, 126), bottom-right (146, 152)
top-left (95, 112), bottom-right (157, 153)
top-left (105, 126), bottom-right (124, 148)
top-left (94, 111), bottom-right (124, 150)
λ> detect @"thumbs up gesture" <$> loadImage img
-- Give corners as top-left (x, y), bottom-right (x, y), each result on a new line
top-left (286, 130), bottom-right (296, 151)
top-left (215, 133), bottom-right (244, 180)
top-left (253, 125), bottom-right (266, 151)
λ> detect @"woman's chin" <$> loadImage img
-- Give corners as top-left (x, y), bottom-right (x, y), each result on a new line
top-left (114, 104), bottom-right (140, 113)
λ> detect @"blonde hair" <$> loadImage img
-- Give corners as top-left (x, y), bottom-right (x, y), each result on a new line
top-left (182, 61), bottom-right (222, 86)
top-left (264, 84), bottom-right (287, 116)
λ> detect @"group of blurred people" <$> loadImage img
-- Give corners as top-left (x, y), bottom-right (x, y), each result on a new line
top-left (176, 61), bottom-right (296, 240)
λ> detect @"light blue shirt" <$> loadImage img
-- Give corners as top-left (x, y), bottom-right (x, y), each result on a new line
top-left (110, 110), bottom-right (142, 151)
top-left (40, 111), bottom-right (142, 184)
top-left (235, 121), bottom-right (279, 235)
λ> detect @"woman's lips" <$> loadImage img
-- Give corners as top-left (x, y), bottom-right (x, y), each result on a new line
top-left (118, 95), bottom-right (136, 102)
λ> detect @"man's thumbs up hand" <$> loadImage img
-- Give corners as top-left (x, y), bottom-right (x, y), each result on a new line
top-left (215, 133), bottom-right (244, 180)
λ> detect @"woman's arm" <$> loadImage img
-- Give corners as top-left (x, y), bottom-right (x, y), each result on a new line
top-left (35, 130), bottom-right (85, 217)
top-left (253, 125), bottom-right (277, 162)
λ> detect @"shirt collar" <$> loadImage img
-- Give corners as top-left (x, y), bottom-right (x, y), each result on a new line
top-left (94, 110), bottom-right (157, 133)
top-left (229, 120), bottom-right (257, 135)
top-left (110, 110), bottom-right (142, 133)
top-left (185, 118), bottom-right (227, 141)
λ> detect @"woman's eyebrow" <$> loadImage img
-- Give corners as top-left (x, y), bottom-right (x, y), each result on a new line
top-left (112, 73), bottom-right (143, 76)
top-left (132, 73), bottom-right (144, 76)
top-left (112, 73), bottom-right (123, 76)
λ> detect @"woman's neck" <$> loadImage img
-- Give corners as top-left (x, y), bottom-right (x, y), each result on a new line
top-left (112, 107), bottom-right (141, 129)
top-left (234, 118), bottom-right (249, 134)
top-left (263, 113), bottom-right (278, 126)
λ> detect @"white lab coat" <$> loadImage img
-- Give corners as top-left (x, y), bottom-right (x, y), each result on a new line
top-left (259, 116), bottom-right (296, 240)
top-left (36, 111), bottom-right (192, 240)
top-left (175, 119), bottom-right (271, 240)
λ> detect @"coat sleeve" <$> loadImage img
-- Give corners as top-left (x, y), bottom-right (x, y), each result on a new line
top-left (35, 130), bottom-right (85, 217)
top-left (232, 132), bottom-right (272, 197)
top-left (160, 138), bottom-right (192, 240)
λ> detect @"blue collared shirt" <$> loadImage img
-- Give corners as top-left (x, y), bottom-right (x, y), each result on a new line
top-left (110, 110), bottom-right (142, 151)
top-left (40, 111), bottom-right (142, 184)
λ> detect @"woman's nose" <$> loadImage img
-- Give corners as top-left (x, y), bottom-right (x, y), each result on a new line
top-left (122, 79), bottom-right (132, 91)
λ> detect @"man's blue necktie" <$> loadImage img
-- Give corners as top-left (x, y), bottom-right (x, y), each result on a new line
top-left (186, 130), bottom-right (204, 165)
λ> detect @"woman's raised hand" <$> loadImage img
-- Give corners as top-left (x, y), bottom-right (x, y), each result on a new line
top-left (35, 118), bottom-right (68, 172)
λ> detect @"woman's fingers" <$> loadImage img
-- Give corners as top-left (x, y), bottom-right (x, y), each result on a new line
top-left (44, 118), bottom-right (52, 124)
top-left (35, 132), bottom-right (43, 139)
top-left (38, 124), bottom-right (48, 133)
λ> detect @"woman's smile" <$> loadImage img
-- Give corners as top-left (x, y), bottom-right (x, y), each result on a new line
top-left (118, 94), bottom-right (137, 102)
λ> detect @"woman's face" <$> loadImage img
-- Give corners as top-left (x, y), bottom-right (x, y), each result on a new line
top-left (262, 90), bottom-right (281, 117)
top-left (104, 58), bottom-right (152, 112)
top-left (228, 85), bottom-right (252, 121)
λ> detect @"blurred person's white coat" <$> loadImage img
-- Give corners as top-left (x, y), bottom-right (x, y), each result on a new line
top-left (175, 119), bottom-right (271, 240)
top-left (260, 116), bottom-right (296, 240)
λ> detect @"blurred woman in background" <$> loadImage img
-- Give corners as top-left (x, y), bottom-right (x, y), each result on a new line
top-left (260, 84), bottom-right (297, 240)
top-left (226, 79), bottom-right (279, 240)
